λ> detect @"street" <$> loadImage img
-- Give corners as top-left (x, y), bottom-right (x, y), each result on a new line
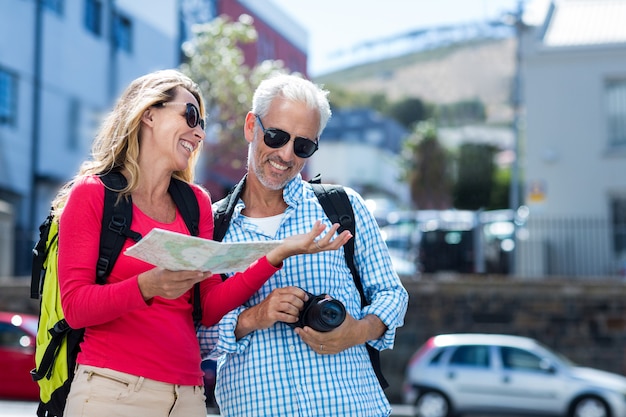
top-left (0, 400), bottom-right (414, 416)
top-left (0, 401), bottom-right (220, 417)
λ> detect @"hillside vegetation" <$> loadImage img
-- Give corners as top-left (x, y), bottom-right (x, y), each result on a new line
top-left (314, 37), bottom-right (516, 124)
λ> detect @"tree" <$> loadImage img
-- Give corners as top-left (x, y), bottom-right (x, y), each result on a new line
top-left (179, 15), bottom-right (288, 193)
top-left (321, 83), bottom-right (388, 113)
top-left (401, 120), bottom-right (452, 209)
top-left (490, 166), bottom-right (511, 210)
top-left (385, 97), bottom-right (432, 130)
top-left (453, 143), bottom-right (497, 210)
top-left (436, 98), bottom-right (486, 127)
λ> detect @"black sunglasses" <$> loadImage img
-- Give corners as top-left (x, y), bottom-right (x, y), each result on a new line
top-left (255, 114), bottom-right (318, 158)
top-left (158, 102), bottom-right (205, 130)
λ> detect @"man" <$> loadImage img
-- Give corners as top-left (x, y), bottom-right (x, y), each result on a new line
top-left (198, 74), bottom-right (408, 416)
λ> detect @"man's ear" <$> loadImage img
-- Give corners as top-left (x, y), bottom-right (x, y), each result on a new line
top-left (243, 112), bottom-right (256, 144)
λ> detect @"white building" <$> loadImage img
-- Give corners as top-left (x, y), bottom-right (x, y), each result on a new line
top-left (519, 0), bottom-right (626, 276)
top-left (0, 0), bottom-right (183, 275)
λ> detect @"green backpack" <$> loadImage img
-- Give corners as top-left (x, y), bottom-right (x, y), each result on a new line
top-left (29, 171), bottom-right (200, 417)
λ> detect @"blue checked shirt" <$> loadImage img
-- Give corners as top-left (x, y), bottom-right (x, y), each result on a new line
top-left (198, 175), bottom-right (409, 417)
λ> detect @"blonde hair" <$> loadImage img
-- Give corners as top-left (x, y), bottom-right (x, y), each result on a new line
top-left (52, 69), bottom-right (205, 218)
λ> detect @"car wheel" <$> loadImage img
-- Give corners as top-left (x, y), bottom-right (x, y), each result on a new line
top-left (414, 390), bottom-right (452, 417)
top-left (569, 396), bottom-right (610, 417)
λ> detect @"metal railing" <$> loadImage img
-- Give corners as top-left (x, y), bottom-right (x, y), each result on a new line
top-left (382, 211), bottom-right (623, 278)
top-left (514, 215), bottom-right (619, 278)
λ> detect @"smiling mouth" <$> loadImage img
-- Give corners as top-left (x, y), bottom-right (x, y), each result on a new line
top-left (180, 140), bottom-right (194, 153)
top-left (269, 160), bottom-right (288, 171)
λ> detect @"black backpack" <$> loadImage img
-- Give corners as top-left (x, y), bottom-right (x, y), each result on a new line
top-left (212, 175), bottom-right (388, 389)
top-left (29, 171), bottom-right (201, 417)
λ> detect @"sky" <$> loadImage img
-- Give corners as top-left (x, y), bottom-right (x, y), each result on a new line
top-left (269, 0), bottom-right (549, 76)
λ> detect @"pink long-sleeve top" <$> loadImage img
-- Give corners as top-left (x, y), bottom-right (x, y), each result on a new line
top-left (58, 175), bottom-right (280, 386)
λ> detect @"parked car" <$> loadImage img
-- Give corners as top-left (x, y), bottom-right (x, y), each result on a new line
top-left (418, 211), bottom-right (476, 273)
top-left (479, 208), bottom-right (528, 274)
top-left (403, 333), bottom-right (626, 417)
top-left (0, 311), bottom-right (40, 401)
top-left (380, 222), bottom-right (421, 276)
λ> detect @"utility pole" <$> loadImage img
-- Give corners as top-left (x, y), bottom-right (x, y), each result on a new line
top-left (510, 0), bottom-right (524, 212)
top-left (508, 0), bottom-right (525, 275)
top-left (108, 0), bottom-right (117, 102)
top-left (27, 0), bottom-right (44, 273)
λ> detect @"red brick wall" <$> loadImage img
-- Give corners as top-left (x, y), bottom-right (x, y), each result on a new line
top-left (217, 0), bottom-right (308, 76)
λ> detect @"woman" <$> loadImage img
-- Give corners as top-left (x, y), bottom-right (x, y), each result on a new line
top-left (55, 69), bottom-right (351, 417)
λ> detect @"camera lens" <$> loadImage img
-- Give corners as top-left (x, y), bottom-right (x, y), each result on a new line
top-left (304, 298), bottom-right (346, 332)
top-left (319, 300), bottom-right (345, 327)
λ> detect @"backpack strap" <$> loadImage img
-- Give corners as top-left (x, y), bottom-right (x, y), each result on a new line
top-left (213, 175), bottom-right (247, 242)
top-left (30, 212), bottom-right (55, 299)
top-left (310, 183), bottom-right (365, 306)
top-left (97, 172), bottom-right (142, 282)
top-left (30, 318), bottom-right (72, 382)
top-left (310, 180), bottom-right (389, 390)
top-left (213, 176), bottom-right (247, 282)
top-left (167, 177), bottom-right (202, 321)
top-left (169, 177), bottom-right (200, 236)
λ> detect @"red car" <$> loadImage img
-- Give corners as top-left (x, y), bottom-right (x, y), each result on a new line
top-left (0, 311), bottom-right (40, 401)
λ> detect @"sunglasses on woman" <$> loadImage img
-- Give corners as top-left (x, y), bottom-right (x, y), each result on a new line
top-left (255, 114), bottom-right (318, 158)
top-left (157, 102), bottom-right (205, 130)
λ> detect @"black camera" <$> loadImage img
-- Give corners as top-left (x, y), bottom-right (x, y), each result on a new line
top-left (288, 291), bottom-right (346, 332)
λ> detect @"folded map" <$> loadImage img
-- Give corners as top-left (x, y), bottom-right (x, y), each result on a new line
top-left (124, 228), bottom-right (282, 274)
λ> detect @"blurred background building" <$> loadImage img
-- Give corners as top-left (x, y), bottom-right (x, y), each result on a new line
top-left (0, 0), bottom-right (308, 276)
top-left (1, 0), bottom-right (185, 275)
top-left (519, 0), bottom-right (626, 276)
top-left (1, 0), bottom-right (626, 280)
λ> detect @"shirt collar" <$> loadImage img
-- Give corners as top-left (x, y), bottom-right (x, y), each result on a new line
top-left (231, 173), bottom-right (304, 218)
top-left (282, 174), bottom-right (304, 208)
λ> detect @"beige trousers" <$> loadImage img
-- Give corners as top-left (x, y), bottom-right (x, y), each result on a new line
top-left (63, 364), bottom-right (206, 417)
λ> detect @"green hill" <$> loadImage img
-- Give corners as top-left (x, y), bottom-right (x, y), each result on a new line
top-left (314, 37), bottom-right (516, 125)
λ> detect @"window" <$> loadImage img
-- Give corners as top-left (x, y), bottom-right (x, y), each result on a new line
top-left (427, 348), bottom-right (446, 365)
top-left (449, 345), bottom-right (490, 367)
top-left (113, 13), bottom-right (133, 53)
top-left (43, 0), bottom-right (64, 15)
top-left (606, 79), bottom-right (626, 148)
top-left (500, 347), bottom-right (543, 371)
top-left (0, 68), bottom-right (17, 126)
top-left (611, 195), bottom-right (626, 256)
top-left (84, 0), bottom-right (102, 36)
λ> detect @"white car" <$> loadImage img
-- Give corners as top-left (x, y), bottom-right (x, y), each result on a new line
top-left (403, 333), bottom-right (626, 417)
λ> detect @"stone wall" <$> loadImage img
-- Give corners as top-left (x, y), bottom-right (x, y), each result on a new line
top-left (5, 275), bottom-right (626, 405)
top-left (0, 277), bottom-right (40, 314)
top-left (381, 275), bottom-right (626, 403)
